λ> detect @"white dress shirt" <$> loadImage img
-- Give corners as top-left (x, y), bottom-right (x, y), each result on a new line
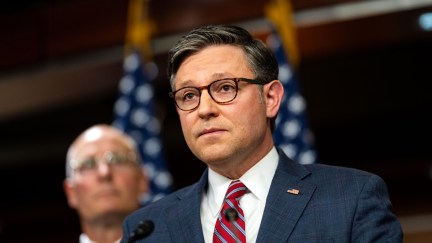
top-left (79, 233), bottom-right (120, 243)
top-left (200, 147), bottom-right (279, 243)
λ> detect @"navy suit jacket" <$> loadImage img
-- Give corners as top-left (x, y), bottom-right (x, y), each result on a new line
top-left (122, 149), bottom-right (403, 242)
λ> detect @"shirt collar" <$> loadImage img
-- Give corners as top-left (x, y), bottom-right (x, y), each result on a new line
top-left (79, 233), bottom-right (121, 243)
top-left (206, 147), bottom-right (279, 217)
top-left (79, 234), bottom-right (94, 243)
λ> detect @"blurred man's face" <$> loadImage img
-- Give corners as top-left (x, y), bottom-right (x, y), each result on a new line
top-left (64, 129), bottom-right (147, 223)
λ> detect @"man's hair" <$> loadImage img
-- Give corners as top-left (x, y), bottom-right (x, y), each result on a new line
top-left (167, 25), bottom-right (280, 131)
top-left (167, 25), bottom-right (278, 87)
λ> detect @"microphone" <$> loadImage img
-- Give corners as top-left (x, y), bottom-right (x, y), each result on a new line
top-left (224, 207), bottom-right (238, 222)
top-left (224, 208), bottom-right (240, 240)
top-left (127, 220), bottom-right (154, 243)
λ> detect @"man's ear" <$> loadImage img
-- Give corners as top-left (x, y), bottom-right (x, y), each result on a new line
top-left (264, 80), bottom-right (284, 118)
top-left (63, 179), bottom-right (78, 209)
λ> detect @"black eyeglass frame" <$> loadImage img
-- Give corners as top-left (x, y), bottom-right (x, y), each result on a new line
top-left (169, 77), bottom-right (269, 111)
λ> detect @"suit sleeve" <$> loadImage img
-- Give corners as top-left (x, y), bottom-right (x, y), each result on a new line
top-left (351, 174), bottom-right (403, 242)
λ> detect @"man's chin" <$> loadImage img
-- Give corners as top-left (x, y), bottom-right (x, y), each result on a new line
top-left (89, 208), bottom-right (131, 225)
top-left (91, 198), bottom-right (124, 211)
top-left (194, 146), bottom-right (231, 164)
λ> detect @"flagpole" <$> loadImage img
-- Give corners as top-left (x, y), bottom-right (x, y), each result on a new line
top-left (113, 0), bottom-right (173, 204)
top-left (265, 0), bottom-right (300, 68)
top-left (265, 0), bottom-right (318, 165)
top-left (125, 0), bottom-right (156, 61)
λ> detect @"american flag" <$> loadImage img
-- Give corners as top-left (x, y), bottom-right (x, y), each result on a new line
top-left (268, 32), bottom-right (318, 164)
top-left (113, 50), bottom-right (172, 204)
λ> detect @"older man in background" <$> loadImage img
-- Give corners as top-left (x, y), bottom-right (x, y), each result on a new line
top-left (64, 124), bottom-right (148, 243)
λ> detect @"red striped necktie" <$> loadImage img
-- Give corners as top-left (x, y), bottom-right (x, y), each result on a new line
top-left (213, 180), bottom-right (248, 243)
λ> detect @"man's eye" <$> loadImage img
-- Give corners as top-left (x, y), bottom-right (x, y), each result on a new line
top-left (220, 84), bottom-right (235, 92)
top-left (213, 80), bottom-right (236, 94)
top-left (107, 153), bottom-right (127, 165)
top-left (182, 91), bottom-right (198, 101)
top-left (79, 158), bottom-right (97, 170)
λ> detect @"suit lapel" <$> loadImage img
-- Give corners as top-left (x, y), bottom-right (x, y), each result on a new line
top-left (257, 150), bottom-right (316, 242)
top-left (166, 170), bottom-right (208, 243)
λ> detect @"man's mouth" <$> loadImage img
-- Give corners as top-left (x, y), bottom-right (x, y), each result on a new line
top-left (199, 128), bottom-right (225, 137)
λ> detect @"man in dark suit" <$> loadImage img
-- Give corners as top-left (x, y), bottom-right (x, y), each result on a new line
top-left (121, 25), bottom-right (402, 243)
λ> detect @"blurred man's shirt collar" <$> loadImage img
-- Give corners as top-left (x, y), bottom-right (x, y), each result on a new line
top-left (79, 233), bottom-right (120, 243)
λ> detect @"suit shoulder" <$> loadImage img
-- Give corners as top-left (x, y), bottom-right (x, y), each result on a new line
top-left (302, 163), bottom-right (387, 188)
top-left (305, 163), bottom-right (377, 177)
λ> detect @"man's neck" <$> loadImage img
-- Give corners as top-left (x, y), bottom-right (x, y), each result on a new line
top-left (81, 216), bottom-right (123, 243)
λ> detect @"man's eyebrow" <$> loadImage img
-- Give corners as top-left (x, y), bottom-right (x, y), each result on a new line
top-left (175, 79), bottom-right (194, 89)
top-left (211, 72), bottom-right (233, 79)
top-left (176, 73), bottom-right (236, 89)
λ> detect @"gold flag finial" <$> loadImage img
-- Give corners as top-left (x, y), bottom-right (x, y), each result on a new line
top-left (265, 0), bottom-right (300, 67)
top-left (125, 0), bottom-right (156, 60)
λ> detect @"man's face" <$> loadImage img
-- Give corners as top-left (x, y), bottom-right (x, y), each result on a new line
top-left (174, 45), bottom-right (274, 175)
top-left (64, 133), bottom-right (146, 222)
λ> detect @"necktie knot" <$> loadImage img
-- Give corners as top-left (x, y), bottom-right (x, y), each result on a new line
top-left (226, 180), bottom-right (248, 200)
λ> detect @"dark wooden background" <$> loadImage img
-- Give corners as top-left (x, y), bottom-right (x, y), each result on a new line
top-left (1, 0), bottom-right (432, 242)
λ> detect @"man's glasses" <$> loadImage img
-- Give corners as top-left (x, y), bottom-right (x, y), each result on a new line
top-left (71, 151), bottom-right (138, 174)
top-left (169, 78), bottom-right (268, 111)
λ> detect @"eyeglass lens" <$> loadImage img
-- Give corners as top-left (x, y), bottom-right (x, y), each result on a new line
top-left (173, 78), bottom-right (238, 111)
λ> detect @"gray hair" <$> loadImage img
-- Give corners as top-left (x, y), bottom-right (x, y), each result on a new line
top-left (167, 25), bottom-right (279, 89)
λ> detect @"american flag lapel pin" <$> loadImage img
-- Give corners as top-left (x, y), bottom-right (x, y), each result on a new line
top-left (287, 188), bottom-right (300, 195)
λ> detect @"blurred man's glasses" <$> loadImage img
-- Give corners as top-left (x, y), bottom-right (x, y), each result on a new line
top-left (169, 77), bottom-right (268, 111)
top-left (71, 151), bottom-right (138, 174)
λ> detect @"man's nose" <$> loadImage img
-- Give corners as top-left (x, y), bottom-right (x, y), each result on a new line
top-left (197, 90), bottom-right (218, 116)
top-left (96, 161), bottom-right (112, 178)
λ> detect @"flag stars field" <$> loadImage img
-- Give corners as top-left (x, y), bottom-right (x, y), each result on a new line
top-left (267, 32), bottom-right (318, 165)
top-left (113, 51), bottom-right (172, 204)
